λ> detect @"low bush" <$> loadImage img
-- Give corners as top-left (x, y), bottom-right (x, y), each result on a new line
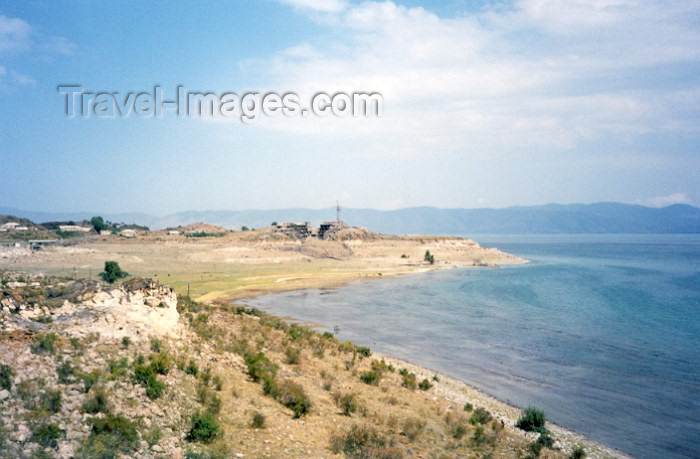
top-left (355, 346), bottom-right (372, 357)
top-left (244, 352), bottom-right (277, 383)
top-left (150, 337), bottom-right (162, 353)
top-left (121, 336), bottom-right (131, 348)
top-left (570, 446), bottom-right (586, 459)
top-left (40, 390), bottom-right (62, 414)
top-left (57, 361), bottom-right (74, 384)
top-left (186, 412), bottom-right (221, 443)
top-left (285, 346), bottom-right (301, 365)
top-left (418, 378), bottom-right (432, 391)
top-left (133, 363), bottom-right (165, 399)
top-left (0, 364), bottom-right (12, 390)
top-left (149, 352), bottom-right (173, 375)
top-left (186, 360), bottom-right (199, 376)
top-left (79, 369), bottom-right (101, 393)
top-left (80, 414), bottom-right (139, 456)
top-left (31, 423), bottom-right (63, 449)
top-left (516, 407), bottom-right (547, 434)
top-left (360, 370), bottom-right (380, 386)
top-left (463, 402), bottom-right (473, 411)
top-left (401, 372), bottom-right (417, 390)
top-left (272, 379), bottom-right (311, 419)
top-left (108, 357), bottom-right (129, 378)
top-left (469, 407), bottom-right (493, 425)
top-left (82, 388), bottom-right (110, 414)
top-left (212, 375), bottom-right (223, 391)
top-left (333, 392), bottom-right (359, 416)
top-left (251, 412), bottom-right (266, 429)
top-left (329, 423), bottom-right (402, 459)
top-left (32, 333), bottom-right (58, 354)
top-left (401, 417), bottom-right (425, 441)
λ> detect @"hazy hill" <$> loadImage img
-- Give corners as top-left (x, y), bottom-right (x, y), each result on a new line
top-left (1, 203), bottom-right (699, 234)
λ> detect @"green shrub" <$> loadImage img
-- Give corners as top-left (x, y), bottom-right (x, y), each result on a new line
top-left (463, 402), bottom-right (473, 411)
top-left (418, 378), bottom-right (432, 391)
top-left (150, 337), bottom-right (162, 353)
top-left (79, 370), bottom-right (101, 393)
top-left (121, 336), bottom-right (131, 348)
top-left (356, 346), bottom-right (372, 357)
top-left (370, 360), bottom-right (394, 374)
top-left (100, 261), bottom-right (128, 284)
top-left (57, 361), bottom-right (74, 384)
top-left (212, 375), bottom-right (223, 391)
top-left (80, 414), bottom-right (139, 457)
top-left (360, 370), bottom-right (380, 386)
top-left (516, 407), bottom-right (547, 434)
top-left (200, 367), bottom-right (212, 386)
top-left (401, 417), bottom-right (425, 440)
top-left (149, 352), bottom-right (172, 375)
top-left (31, 423), bottom-right (63, 449)
top-left (251, 412), bottom-right (266, 429)
top-left (108, 357), bottom-right (129, 378)
top-left (329, 423), bottom-right (401, 458)
top-left (285, 346), bottom-right (301, 365)
top-left (32, 333), bottom-right (58, 354)
top-left (273, 379), bottom-right (311, 419)
top-left (401, 372), bottom-right (417, 390)
top-left (334, 392), bottom-right (359, 416)
top-left (244, 353), bottom-right (277, 383)
top-left (469, 407), bottom-right (493, 425)
top-left (186, 412), bottom-right (220, 443)
top-left (424, 250), bottom-right (435, 264)
top-left (186, 360), bottom-right (199, 376)
top-left (133, 363), bottom-right (165, 399)
top-left (145, 375), bottom-right (165, 400)
top-left (569, 446), bottom-right (586, 459)
top-left (0, 364), bottom-right (12, 390)
top-left (40, 390), bottom-right (62, 413)
top-left (143, 427), bottom-right (162, 447)
top-left (537, 431), bottom-right (554, 449)
top-left (82, 388), bottom-right (110, 414)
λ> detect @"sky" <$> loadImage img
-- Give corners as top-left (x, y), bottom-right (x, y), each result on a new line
top-left (1, 0), bottom-right (699, 215)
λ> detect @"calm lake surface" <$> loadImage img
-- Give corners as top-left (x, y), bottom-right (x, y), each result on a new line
top-left (246, 234), bottom-right (700, 459)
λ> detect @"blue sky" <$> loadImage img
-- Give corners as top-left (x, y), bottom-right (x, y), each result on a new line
top-left (1, 0), bottom-right (699, 214)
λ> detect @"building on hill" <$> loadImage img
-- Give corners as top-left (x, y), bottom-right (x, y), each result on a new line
top-left (0, 222), bottom-right (20, 230)
top-left (58, 225), bottom-right (91, 233)
top-left (274, 222), bottom-right (312, 239)
top-left (318, 220), bottom-right (346, 239)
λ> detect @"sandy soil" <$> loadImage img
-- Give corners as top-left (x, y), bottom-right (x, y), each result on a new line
top-left (0, 231), bottom-right (525, 304)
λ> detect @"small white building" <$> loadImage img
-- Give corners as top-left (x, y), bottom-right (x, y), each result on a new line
top-left (168, 230), bottom-right (180, 236)
top-left (15, 226), bottom-right (29, 232)
top-left (58, 225), bottom-right (92, 233)
top-left (0, 222), bottom-right (20, 230)
top-left (120, 229), bottom-right (137, 238)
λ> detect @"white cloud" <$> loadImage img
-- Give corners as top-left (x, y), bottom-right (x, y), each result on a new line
top-left (0, 15), bottom-right (32, 52)
top-left (278, 0), bottom-right (348, 13)
top-left (245, 0), bottom-right (700, 159)
top-left (639, 193), bottom-right (693, 208)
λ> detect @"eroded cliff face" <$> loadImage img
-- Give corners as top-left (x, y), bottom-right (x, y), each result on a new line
top-left (1, 275), bottom-right (180, 341)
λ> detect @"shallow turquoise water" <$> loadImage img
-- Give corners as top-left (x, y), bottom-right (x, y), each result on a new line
top-left (246, 234), bottom-right (700, 459)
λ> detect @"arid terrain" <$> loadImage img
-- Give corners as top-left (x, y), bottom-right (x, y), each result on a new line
top-left (0, 230), bottom-right (626, 459)
top-left (0, 229), bottom-right (524, 303)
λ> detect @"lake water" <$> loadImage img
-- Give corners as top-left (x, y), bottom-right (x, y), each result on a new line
top-left (246, 235), bottom-right (700, 459)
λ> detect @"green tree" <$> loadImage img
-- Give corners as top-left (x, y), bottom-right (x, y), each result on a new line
top-left (100, 261), bottom-right (128, 284)
top-left (91, 216), bottom-right (107, 232)
top-left (424, 250), bottom-right (435, 264)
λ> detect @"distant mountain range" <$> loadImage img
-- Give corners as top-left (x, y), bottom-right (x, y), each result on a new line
top-left (1, 203), bottom-right (699, 234)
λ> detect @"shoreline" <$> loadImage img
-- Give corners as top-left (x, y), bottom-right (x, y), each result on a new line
top-left (230, 268), bottom-right (631, 459)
